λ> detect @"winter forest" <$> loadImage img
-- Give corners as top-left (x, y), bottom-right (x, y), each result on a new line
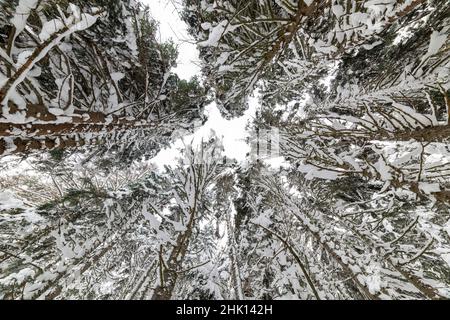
top-left (0, 0), bottom-right (449, 300)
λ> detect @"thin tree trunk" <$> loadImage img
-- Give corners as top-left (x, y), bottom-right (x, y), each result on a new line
top-left (152, 196), bottom-right (198, 300)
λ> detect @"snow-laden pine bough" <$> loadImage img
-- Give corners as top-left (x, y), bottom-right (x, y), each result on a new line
top-left (181, 0), bottom-right (450, 299)
top-left (0, 0), bottom-right (207, 158)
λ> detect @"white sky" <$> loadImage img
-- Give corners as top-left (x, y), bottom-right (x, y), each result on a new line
top-left (145, 0), bottom-right (201, 80)
top-left (142, 0), bottom-right (258, 168)
top-left (151, 98), bottom-right (258, 166)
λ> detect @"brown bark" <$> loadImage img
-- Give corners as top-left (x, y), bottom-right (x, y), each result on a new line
top-left (254, 223), bottom-right (321, 300)
top-left (0, 103), bottom-right (155, 156)
top-left (152, 195), bottom-right (198, 300)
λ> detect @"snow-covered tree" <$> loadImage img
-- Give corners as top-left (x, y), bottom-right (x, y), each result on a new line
top-left (1, 0), bottom-right (449, 301)
top-left (230, 162), bottom-right (450, 299)
top-left (0, 0), bottom-right (207, 159)
top-left (181, 0), bottom-right (449, 300)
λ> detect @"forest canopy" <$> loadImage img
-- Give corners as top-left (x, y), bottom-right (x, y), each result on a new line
top-left (0, 0), bottom-right (449, 300)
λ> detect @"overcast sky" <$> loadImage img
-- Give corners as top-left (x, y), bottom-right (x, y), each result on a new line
top-left (142, 0), bottom-right (257, 167)
top-left (146, 0), bottom-right (201, 80)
